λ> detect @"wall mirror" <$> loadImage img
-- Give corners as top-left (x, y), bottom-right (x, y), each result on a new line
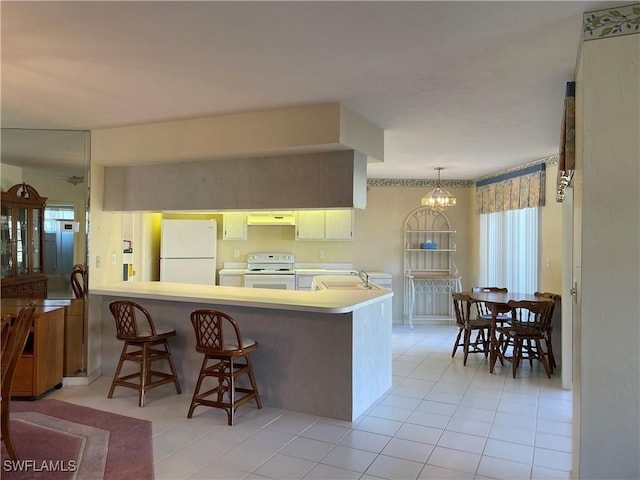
top-left (1, 128), bottom-right (90, 377)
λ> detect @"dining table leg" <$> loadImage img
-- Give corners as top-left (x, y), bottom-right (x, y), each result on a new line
top-left (489, 306), bottom-right (498, 373)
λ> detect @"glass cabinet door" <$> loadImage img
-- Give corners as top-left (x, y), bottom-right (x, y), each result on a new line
top-left (16, 206), bottom-right (28, 277)
top-left (32, 207), bottom-right (43, 274)
top-left (1, 205), bottom-right (13, 279)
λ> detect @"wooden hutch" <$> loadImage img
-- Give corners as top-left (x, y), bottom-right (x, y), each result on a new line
top-left (1, 183), bottom-right (48, 298)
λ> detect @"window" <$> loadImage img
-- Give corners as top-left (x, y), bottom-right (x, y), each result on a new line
top-left (479, 206), bottom-right (539, 292)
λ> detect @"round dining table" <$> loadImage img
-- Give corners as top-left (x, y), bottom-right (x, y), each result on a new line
top-left (463, 291), bottom-right (555, 373)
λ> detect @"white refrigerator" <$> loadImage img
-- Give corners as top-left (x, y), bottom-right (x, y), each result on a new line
top-left (160, 219), bottom-right (217, 285)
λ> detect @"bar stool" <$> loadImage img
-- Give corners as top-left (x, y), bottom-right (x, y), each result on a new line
top-left (108, 300), bottom-right (182, 407)
top-left (187, 309), bottom-right (262, 425)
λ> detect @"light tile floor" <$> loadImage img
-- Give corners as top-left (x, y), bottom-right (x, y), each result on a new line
top-left (50, 325), bottom-right (573, 480)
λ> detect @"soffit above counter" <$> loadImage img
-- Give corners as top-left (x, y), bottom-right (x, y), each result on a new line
top-left (91, 103), bottom-right (384, 166)
top-left (103, 150), bottom-right (367, 212)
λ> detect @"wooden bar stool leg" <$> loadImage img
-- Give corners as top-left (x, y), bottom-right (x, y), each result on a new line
top-left (139, 343), bottom-right (149, 407)
top-left (245, 355), bottom-right (262, 409)
top-left (228, 358), bottom-right (236, 425)
top-left (108, 343), bottom-right (129, 399)
top-left (187, 356), bottom-right (209, 419)
top-left (164, 340), bottom-right (182, 394)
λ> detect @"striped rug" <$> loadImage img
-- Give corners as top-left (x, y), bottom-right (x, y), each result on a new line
top-left (1, 399), bottom-right (153, 479)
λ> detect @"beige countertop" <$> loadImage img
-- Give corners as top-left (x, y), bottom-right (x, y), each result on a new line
top-left (91, 281), bottom-right (392, 314)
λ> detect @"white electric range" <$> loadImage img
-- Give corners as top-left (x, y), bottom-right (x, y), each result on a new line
top-left (243, 252), bottom-right (296, 290)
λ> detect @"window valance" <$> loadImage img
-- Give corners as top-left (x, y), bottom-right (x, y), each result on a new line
top-left (475, 163), bottom-right (546, 214)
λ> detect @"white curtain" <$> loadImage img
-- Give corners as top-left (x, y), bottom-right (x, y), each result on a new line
top-left (479, 206), bottom-right (539, 292)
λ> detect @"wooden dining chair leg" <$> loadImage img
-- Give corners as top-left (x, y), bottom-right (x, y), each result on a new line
top-left (546, 338), bottom-right (556, 374)
top-left (478, 329), bottom-right (489, 358)
top-left (536, 338), bottom-right (552, 378)
top-left (1, 400), bottom-right (18, 461)
top-left (451, 329), bottom-right (463, 358)
top-left (462, 329), bottom-right (471, 365)
top-left (512, 339), bottom-right (522, 378)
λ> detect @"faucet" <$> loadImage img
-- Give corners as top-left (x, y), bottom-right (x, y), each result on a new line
top-left (358, 271), bottom-right (370, 288)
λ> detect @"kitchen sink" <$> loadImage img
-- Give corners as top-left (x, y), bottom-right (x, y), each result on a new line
top-left (319, 281), bottom-right (382, 290)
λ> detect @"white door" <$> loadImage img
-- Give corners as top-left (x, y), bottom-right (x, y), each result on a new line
top-left (160, 258), bottom-right (216, 285)
top-left (161, 219), bottom-right (216, 258)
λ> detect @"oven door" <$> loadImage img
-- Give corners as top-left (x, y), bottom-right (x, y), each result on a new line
top-left (243, 274), bottom-right (296, 290)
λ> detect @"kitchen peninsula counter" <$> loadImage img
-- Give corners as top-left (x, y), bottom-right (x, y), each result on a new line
top-left (91, 281), bottom-right (393, 420)
top-left (91, 280), bottom-right (391, 313)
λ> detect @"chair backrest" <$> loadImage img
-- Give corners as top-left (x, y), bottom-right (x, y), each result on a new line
top-left (452, 292), bottom-right (474, 327)
top-left (70, 264), bottom-right (85, 299)
top-left (1, 302), bottom-right (37, 399)
top-left (534, 292), bottom-right (560, 319)
top-left (472, 287), bottom-right (509, 317)
top-left (472, 287), bottom-right (508, 293)
top-left (507, 300), bottom-right (553, 333)
top-left (109, 300), bottom-right (158, 339)
top-left (190, 309), bottom-right (245, 353)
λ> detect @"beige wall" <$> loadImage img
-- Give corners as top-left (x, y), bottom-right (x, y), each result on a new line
top-left (540, 163), bottom-right (563, 293)
top-left (576, 31), bottom-right (639, 479)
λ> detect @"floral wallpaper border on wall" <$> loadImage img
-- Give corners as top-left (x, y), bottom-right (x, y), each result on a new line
top-left (367, 154), bottom-right (558, 189)
top-left (367, 178), bottom-right (473, 188)
top-left (583, 3), bottom-right (640, 40)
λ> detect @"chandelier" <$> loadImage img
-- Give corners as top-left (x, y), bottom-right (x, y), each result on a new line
top-left (421, 167), bottom-right (456, 210)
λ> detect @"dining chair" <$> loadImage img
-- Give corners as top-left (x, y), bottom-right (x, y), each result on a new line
top-left (534, 292), bottom-right (561, 374)
top-left (1, 302), bottom-right (37, 460)
top-left (187, 309), bottom-right (262, 425)
top-left (494, 299), bottom-right (553, 378)
top-left (108, 300), bottom-right (182, 407)
top-left (451, 292), bottom-right (490, 365)
top-left (70, 264), bottom-right (86, 299)
top-left (472, 286), bottom-right (511, 322)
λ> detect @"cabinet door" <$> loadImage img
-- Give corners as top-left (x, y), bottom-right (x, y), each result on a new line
top-left (1, 205), bottom-right (14, 279)
top-left (32, 206), bottom-right (44, 274)
top-left (325, 210), bottom-right (353, 240)
top-left (16, 206), bottom-right (29, 278)
top-left (296, 211), bottom-right (325, 240)
top-left (223, 212), bottom-right (247, 240)
top-left (219, 274), bottom-right (243, 287)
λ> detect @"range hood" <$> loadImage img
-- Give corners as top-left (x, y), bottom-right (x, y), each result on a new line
top-left (246, 211), bottom-right (296, 226)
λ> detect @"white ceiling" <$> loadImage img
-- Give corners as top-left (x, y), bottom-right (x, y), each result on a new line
top-left (0, 1), bottom-right (613, 180)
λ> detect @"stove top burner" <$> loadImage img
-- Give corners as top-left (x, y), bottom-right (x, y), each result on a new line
top-left (246, 252), bottom-right (295, 274)
top-left (248, 268), bottom-right (293, 272)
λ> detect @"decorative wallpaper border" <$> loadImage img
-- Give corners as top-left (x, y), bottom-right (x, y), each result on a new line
top-left (368, 154), bottom-right (558, 189)
top-left (367, 178), bottom-right (473, 188)
top-left (584, 3), bottom-right (640, 40)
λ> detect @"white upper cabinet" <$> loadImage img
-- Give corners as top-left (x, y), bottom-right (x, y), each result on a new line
top-left (223, 212), bottom-right (247, 240)
top-left (325, 210), bottom-right (354, 240)
top-left (296, 210), bottom-right (353, 241)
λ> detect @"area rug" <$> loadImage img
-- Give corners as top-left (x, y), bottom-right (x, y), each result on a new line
top-left (1, 399), bottom-right (153, 480)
